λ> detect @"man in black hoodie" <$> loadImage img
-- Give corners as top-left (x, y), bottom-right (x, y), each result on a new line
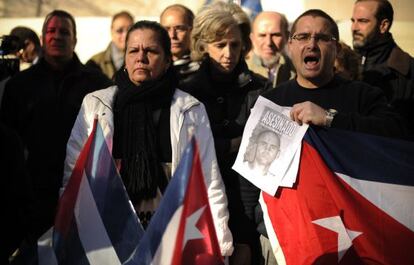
top-left (351, 0), bottom-right (414, 138)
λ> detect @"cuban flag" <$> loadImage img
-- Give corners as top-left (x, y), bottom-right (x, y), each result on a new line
top-left (261, 127), bottom-right (414, 265)
top-left (38, 118), bottom-right (144, 264)
top-left (125, 138), bottom-right (224, 265)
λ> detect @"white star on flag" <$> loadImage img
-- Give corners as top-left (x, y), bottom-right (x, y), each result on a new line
top-left (182, 205), bottom-right (206, 250)
top-left (312, 216), bottom-right (362, 262)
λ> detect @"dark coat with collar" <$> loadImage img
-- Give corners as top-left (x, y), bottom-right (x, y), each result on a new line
top-left (179, 58), bottom-right (270, 261)
top-left (0, 54), bottom-right (112, 238)
top-left (357, 34), bottom-right (414, 138)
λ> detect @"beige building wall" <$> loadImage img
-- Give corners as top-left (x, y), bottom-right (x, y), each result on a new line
top-left (1, 0), bottom-right (413, 60)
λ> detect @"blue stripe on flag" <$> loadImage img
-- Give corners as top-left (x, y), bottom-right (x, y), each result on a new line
top-left (84, 123), bottom-right (144, 262)
top-left (305, 127), bottom-right (414, 186)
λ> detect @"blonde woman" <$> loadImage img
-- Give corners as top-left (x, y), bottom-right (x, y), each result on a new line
top-left (180, 3), bottom-right (270, 265)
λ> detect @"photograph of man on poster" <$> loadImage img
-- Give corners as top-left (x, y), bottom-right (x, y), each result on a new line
top-left (244, 129), bottom-right (281, 176)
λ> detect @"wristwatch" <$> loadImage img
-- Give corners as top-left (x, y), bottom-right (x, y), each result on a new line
top-left (325, 108), bottom-right (338, 128)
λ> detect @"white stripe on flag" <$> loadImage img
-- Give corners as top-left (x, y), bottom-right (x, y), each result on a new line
top-left (75, 172), bottom-right (121, 265)
top-left (259, 192), bottom-right (286, 265)
top-left (336, 172), bottom-right (414, 232)
top-left (152, 205), bottom-right (184, 264)
top-left (37, 227), bottom-right (58, 265)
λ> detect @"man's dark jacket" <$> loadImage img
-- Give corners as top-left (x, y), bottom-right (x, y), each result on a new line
top-left (0, 54), bottom-right (112, 238)
top-left (356, 33), bottom-right (414, 138)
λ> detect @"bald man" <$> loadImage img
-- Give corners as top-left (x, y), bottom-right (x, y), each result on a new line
top-left (160, 4), bottom-right (199, 79)
top-left (248, 11), bottom-right (295, 88)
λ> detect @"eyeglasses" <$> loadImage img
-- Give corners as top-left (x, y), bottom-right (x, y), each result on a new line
top-left (164, 25), bottom-right (190, 34)
top-left (290, 33), bottom-right (337, 44)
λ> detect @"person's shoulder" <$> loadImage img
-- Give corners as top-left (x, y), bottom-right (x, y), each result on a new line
top-left (83, 85), bottom-right (117, 108)
top-left (88, 85), bottom-right (117, 96)
top-left (173, 88), bottom-right (201, 107)
top-left (340, 77), bottom-right (385, 99)
top-left (249, 70), bottom-right (268, 86)
top-left (177, 64), bottom-right (205, 94)
top-left (387, 45), bottom-right (414, 76)
top-left (79, 64), bottom-right (113, 85)
top-left (4, 64), bottom-right (40, 88)
top-left (262, 79), bottom-right (294, 99)
top-left (89, 48), bottom-right (108, 62)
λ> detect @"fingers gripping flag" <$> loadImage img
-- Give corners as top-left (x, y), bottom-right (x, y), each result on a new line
top-left (126, 137), bottom-right (224, 265)
top-left (39, 118), bottom-right (144, 264)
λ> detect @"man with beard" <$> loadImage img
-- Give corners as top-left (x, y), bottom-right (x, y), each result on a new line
top-left (351, 0), bottom-right (414, 138)
top-left (263, 8), bottom-right (407, 138)
top-left (258, 9), bottom-right (408, 263)
top-left (247, 11), bottom-right (295, 89)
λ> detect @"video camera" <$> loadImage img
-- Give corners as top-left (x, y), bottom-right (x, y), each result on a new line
top-left (0, 35), bottom-right (22, 81)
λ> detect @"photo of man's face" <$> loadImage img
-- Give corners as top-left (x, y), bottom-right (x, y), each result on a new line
top-left (255, 131), bottom-right (280, 166)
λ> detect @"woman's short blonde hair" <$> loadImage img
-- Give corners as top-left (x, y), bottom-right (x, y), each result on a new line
top-left (191, 2), bottom-right (252, 62)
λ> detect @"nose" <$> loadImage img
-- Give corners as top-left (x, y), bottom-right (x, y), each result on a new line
top-left (351, 21), bottom-right (358, 32)
top-left (304, 36), bottom-right (319, 49)
top-left (52, 30), bottom-right (62, 39)
top-left (167, 28), bottom-right (178, 39)
top-left (223, 45), bottom-right (231, 58)
top-left (264, 34), bottom-right (273, 46)
top-left (136, 49), bottom-right (146, 62)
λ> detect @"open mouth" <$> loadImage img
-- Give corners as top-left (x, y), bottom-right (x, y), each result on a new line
top-left (304, 55), bottom-right (319, 65)
top-left (304, 55), bottom-right (320, 66)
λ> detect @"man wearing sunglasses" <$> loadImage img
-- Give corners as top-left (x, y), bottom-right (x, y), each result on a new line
top-left (86, 11), bottom-right (134, 79)
top-left (262, 9), bottom-right (407, 139)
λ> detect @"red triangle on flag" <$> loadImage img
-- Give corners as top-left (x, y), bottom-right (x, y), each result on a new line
top-left (171, 141), bottom-right (224, 265)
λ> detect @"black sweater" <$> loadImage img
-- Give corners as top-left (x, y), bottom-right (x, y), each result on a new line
top-left (263, 75), bottom-right (408, 139)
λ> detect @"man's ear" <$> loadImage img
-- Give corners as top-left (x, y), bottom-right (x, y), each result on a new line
top-left (249, 32), bottom-right (254, 42)
top-left (379, 18), bottom-right (390, 34)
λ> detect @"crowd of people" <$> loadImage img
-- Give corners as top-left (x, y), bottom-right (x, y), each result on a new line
top-left (1, 0), bottom-right (413, 264)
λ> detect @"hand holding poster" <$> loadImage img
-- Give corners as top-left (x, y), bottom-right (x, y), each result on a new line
top-left (232, 96), bottom-right (308, 195)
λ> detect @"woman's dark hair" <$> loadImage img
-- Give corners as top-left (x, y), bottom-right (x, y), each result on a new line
top-left (125, 20), bottom-right (172, 59)
top-left (10, 26), bottom-right (41, 52)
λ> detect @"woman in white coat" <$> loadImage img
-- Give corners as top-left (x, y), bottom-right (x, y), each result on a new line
top-left (62, 20), bottom-right (233, 257)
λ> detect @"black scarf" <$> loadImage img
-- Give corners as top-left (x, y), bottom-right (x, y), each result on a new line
top-left (354, 33), bottom-right (396, 70)
top-left (112, 67), bottom-right (176, 204)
